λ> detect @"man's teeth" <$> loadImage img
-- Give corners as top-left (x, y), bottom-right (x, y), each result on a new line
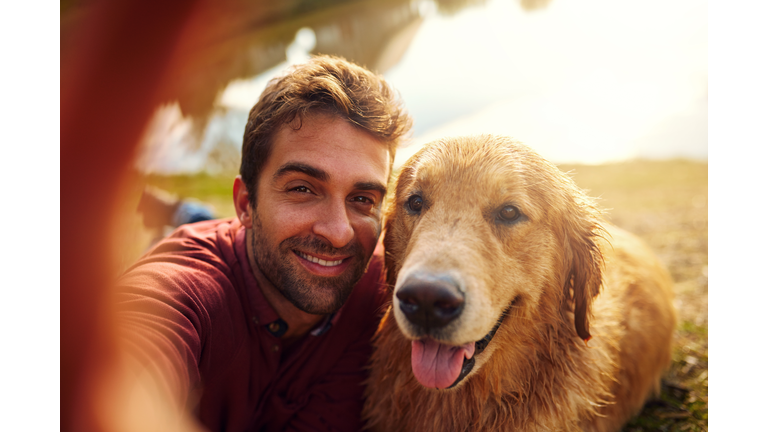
top-left (297, 251), bottom-right (343, 267)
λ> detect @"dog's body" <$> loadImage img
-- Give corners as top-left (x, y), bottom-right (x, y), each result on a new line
top-left (363, 136), bottom-right (676, 432)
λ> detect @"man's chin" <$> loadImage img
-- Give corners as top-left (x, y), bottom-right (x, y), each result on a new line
top-left (250, 229), bottom-right (373, 315)
top-left (282, 282), bottom-right (352, 315)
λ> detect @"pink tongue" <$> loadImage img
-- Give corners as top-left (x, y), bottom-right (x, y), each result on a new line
top-left (411, 339), bottom-right (476, 389)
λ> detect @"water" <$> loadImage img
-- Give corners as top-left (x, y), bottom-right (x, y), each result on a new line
top-left (135, 0), bottom-right (707, 174)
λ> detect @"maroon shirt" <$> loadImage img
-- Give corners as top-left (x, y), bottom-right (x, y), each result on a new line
top-left (115, 218), bottom-right (388, 431)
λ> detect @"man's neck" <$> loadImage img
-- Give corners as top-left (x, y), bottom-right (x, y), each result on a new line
top-left (246, 230), bottom-right (325, 341)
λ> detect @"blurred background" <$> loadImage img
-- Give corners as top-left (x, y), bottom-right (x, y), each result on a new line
top-left (58, 0), bottom-right (708, 430)
top-left (63, 0), bottom-right (707, 257)
top-left (103, 0), bottom-right (707, 176)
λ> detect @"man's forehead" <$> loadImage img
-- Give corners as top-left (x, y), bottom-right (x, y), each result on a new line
top-left (264, 114), bottom-right (391, 179)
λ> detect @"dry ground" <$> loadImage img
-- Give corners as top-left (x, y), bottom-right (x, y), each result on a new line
top-left (119, 158), bottom-right (708, 431)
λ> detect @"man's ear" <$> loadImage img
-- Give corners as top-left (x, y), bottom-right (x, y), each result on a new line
top-left (233, 176), bottom-right (254, 228)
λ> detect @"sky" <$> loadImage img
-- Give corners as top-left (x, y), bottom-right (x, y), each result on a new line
top-left (384, 0), bottom-right (708, 166)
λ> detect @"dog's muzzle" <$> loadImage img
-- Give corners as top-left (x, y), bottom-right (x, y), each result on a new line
top-left (448, 308), bottom-right (508, 388)
top-left (396, 274), bottom-right (465, 330)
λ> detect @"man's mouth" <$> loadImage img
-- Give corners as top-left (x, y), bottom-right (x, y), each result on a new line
top-left (295, 250), bottom-right (345, 267)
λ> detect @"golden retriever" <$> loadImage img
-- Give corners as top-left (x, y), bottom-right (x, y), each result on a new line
top-left (363, 135), bottom-right (676, 432)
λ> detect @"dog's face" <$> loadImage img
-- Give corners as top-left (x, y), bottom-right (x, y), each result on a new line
top-left (384, 135), bottom-right (603, 390)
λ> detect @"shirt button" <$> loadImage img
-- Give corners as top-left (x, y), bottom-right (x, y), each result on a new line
top-left (273, 345), bottom-right (280, 352)
top-left (268, 322), bottom-right (280, 332)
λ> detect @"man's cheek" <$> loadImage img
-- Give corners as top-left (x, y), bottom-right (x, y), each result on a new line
top-left (374, 218), bottom-right (383, 240)
top-left (277, 207), bottom-right (316, 233)
top-left (358, 216), bottom-right (383, 247)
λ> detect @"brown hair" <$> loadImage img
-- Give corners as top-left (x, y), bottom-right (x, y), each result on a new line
top-left (240, 55), bottom-right (413, 207)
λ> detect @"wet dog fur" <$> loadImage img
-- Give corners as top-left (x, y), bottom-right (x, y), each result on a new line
top-left (363, 135), bottom-right (676, 432)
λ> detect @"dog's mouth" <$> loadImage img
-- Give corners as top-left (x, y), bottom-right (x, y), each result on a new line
top-left (410, 307), bottom-right (509, 390)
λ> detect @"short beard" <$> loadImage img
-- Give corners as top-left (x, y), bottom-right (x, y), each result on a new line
top-left (249, 213), bottom-right (371, 315)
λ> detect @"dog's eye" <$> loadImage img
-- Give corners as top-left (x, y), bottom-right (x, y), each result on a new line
top-left (498, 205), bottom-right (521, 222)
top-left (406, 195), bottom-right (423, 213)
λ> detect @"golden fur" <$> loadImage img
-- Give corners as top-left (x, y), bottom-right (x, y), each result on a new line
top-left (363, 135), bottom-right (676, 432)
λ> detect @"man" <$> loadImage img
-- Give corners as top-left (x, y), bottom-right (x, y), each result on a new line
top-left (116, 55), bottom-right (412, 431)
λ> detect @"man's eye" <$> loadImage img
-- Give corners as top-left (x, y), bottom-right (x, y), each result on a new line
top-left (351, 196), bottom-right (374, 205)
top-left (291, 186), bottom-right (311, 193)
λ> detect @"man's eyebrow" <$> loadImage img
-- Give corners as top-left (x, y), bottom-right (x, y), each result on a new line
top-left (273, 163), bottom-right (387, 196)
top-left (273, 163), bottom-right (329, 182)
top-left (354, 181), bottom-right (388, 197)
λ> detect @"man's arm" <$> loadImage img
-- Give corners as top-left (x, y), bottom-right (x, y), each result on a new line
top-left (112, 257), bottom-right (232, 425)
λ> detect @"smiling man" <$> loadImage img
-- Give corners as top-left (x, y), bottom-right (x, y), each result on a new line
top-left (115, 56), bottom-right (411, 431)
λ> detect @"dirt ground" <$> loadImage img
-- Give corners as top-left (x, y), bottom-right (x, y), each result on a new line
top-left (124, 158), bottom-right (708, 431)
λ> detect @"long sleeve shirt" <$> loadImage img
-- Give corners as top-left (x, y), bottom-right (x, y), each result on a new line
top-left (115, 218), bottom-right (388, 431)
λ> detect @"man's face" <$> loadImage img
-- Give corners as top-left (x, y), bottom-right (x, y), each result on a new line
top-left (249, 112), bottom-right (390, 315)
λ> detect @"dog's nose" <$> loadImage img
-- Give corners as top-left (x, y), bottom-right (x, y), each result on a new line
top-left (396, 275), bottom-right (464, 330)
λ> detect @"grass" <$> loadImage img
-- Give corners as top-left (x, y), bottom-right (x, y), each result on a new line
top-left (559, 159), bottom-right (708, 431)
top-left (122, 159), bottom-right (708, 430)
top-left (142, 172), bottom-right (239, 219)
top-left (111, 171), bottom-right (239, 273)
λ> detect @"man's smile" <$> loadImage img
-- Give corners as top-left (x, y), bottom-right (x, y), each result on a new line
top-left (295, 250), bottom-right (346, 267)
top-left (291, 249), bottom-right (356, 278)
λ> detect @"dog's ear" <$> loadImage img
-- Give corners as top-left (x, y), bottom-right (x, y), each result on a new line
top-left (382, 217), bottom-right (399, 292)
top-left (561, 202), bottom-right (605, 342)
top-left (382, 165), bottom-right (416, 293)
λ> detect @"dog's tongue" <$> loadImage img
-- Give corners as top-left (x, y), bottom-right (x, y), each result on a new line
top-left (411, 339), bottom-right (475, 389)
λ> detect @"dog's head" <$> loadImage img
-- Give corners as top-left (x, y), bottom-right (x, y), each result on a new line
top-left (383, 135), bottom-right (604, 390)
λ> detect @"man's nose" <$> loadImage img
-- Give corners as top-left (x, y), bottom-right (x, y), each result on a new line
top-left (312, 199), bottom-right (354, 249)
